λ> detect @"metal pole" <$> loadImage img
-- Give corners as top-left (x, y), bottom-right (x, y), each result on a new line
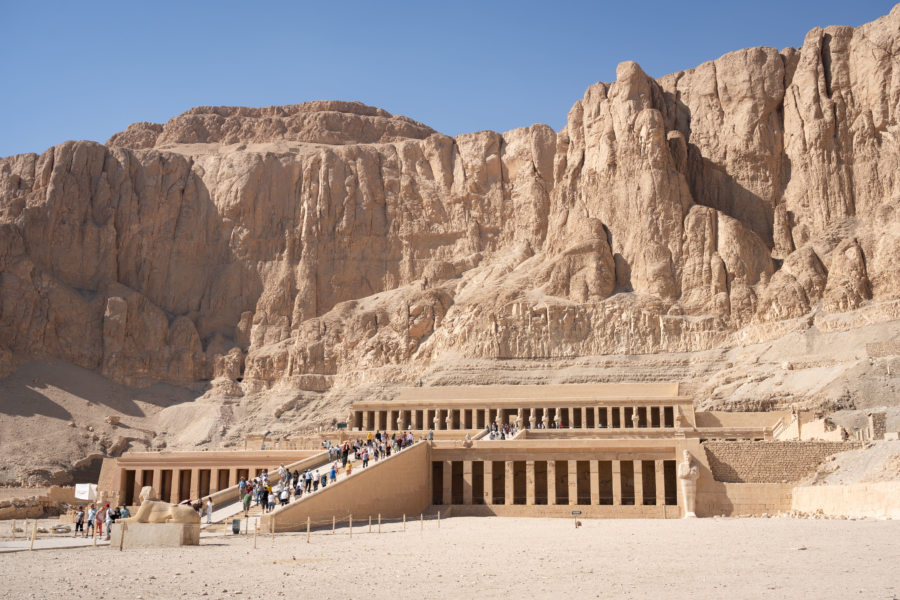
top-left (349, 514), bottom-right (353, 538)
top-left (368, 515), bottom-right (372, 533)
top-left (29, 521), bottom-right (37, 551)
top-left (253, 523), bottom-right (258, 549)
top-left (378, 513), bottom-right (381, 534)
top-left (403, 514), bottom-right (406, 531)
top-left (420, 513), bottom-right (423, 532)
top-left (332, 515), bottom-right (335, 534)
top-left (437, 510), bottom-right (440, 528)
top-left (306, 516), bottom-right (311, 543)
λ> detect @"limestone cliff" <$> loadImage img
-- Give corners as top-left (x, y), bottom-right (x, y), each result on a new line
top-left (1, 7), bottom-right (900, 466)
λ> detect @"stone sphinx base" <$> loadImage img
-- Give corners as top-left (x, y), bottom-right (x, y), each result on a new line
top-left (109, 522), bottom-right (200, 548)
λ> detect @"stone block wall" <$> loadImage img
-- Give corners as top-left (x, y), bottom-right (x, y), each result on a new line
top-left (702, 441), bottom-right (859, 483)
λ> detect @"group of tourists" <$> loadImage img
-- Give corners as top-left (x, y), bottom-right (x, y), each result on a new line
top-left (73, 503), bottom-right (130, 539)
top-left (234, 431), bottom-right (421, 516)
top-left (487, 423), bottom-right (519, 440)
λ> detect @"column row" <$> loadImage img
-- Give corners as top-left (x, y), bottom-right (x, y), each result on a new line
top-left (120, 466), bottom-right (273, 505)
top-left (354, 405), bottom-right (679, 430)
top-left (432, 459), bottom-right (678, 507)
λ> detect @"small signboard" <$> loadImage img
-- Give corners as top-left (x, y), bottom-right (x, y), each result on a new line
top-left (336, 423), bottom-right (347, 429)
top-left (571, 510), bottom-right (582, 515)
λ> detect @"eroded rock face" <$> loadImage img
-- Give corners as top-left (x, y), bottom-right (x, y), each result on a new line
top-left (1, 7), bottom-right (899, 402)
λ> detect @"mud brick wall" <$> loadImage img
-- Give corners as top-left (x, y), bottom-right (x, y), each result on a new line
top-left (702, 441), bottom-right (860, 483)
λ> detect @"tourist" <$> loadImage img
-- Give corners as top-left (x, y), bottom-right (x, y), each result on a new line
top-left (239, 476), bottom-right (247, 497)
top-left (279, 486), bottom-right (289, 506)
top-left (119, 505), bottom-right (130, 519)
top-left (242, 489), bottom-right (251, 515)
top-left (95, 504), bottom-right (106, 538)
top-left (345, 461), bottom-right (352, 477)
top-left (104, 503), bottom-right (113, 540)
top-left (329, 464), bottom-right (337, 484)
top-left (74, 506), bottom-right (85, 537)
top-left (85, 504), bottom-right (96, 538)
top-left (362, 449), bottom-right (369, 468)
top-left (206, 497), bottom-right (214, 524)
top-left (267, 488), bottom-right (276, 512)
top-left (320, 471), bottom-right (327, 489)
top-left (312, 470), bottom-right (320, 491)
top-left (259, 484), bottom-right (269, 513)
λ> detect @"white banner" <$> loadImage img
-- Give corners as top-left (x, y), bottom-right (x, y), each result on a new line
top-left (74, 483), bottom-right (97, 500)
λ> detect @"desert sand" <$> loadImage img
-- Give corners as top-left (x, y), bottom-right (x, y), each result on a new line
top-left (1, 516), bottom-right (898, 599)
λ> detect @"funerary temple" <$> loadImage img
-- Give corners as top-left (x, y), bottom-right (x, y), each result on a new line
top-left (97, 383), bottom-right (855, 530)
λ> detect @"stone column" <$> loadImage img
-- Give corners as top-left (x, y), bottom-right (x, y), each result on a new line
top-left (634, 461), bottom-right (644, 506)
top-left (463, 461), bottom-right (473, 505)
top-left (581, 407), bottom-right (588, 428)
top-left (484, 408), bottom-right (491, 429)
top-left (210, 469), bottom-right (220, 494)
top-left (362, 411), bottom-right (370, 430)
top-left (442, 460), bottom-right (453, 505)
top-left (190, 468), bottom-right (200, 500)
top-left (547, 460), bottom-right (557, 504)
top-left (655, 460), bottom-right (666, 506)
top-left (619, 407), bottom-right (626, 429)
top-left (542, 408), bottom-right (550, 429)
top-left (504, 461), bottom-right (514, 505)
top-left (526, 461), bottom-right (535, 505)
top-left (434, 410), bottom-right (442, 431)
top-left (133, 469), bottom-right (144, 503)
top-left (170, 469), bottom-right (181, 504)
top-left (568, 407), bottom-right (575, 428)
top-left (612, 461), bottom-right (622, 506)
top-left (567, 461), bottom-right (578, 505)
top-left (589, 461), bottom-right (600, 504)
top-left (152, 468), bottom-right (162, 495)
top-left (594, 407), bottom-right (600, 428)
top-left (484, 461), bottom-right (493, 504)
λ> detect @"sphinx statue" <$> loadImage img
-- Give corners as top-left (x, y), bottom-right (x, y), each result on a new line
top-left (124, 487), bottom-right (201, 524)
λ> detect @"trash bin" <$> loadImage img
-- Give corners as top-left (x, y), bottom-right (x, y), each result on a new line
top-left (232, 519), bottom-right (241, 535)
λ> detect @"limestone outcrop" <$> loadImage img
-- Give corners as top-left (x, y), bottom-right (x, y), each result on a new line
top-left (1, 7), bottom-right (899, 424)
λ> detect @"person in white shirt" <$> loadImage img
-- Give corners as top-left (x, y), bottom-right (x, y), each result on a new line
top-left (206, 497), bottom-right (214, 524)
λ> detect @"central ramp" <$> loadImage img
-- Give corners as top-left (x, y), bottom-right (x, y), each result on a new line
top-left (260, 442), bottom-right (431, 533)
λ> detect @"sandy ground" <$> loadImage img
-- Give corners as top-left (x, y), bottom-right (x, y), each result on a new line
top-left (1, 516), bottom-right (897, 599)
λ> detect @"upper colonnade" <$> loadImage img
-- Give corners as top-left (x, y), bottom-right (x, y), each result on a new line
top-left (350, 383), bottom-right (695, 431)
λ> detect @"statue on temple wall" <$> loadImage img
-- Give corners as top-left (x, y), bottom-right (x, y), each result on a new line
top-left (529, 412), bottom-right (537, 429)
top-left (631, 410), bottom-right (640, 428)
top-left (515, 410), bottom-right (523, 429)
top-left (542, 410), bottom-right (550, 429)
top-left (677, 450), bottom-right (700, 518)
top-left (433, 413), bottom-right (441, 430)
top-left (554, 408), bottom-right (562, 428)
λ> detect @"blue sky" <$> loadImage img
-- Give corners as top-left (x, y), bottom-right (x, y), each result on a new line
top-left (0, 0), bottom-right (894, 157)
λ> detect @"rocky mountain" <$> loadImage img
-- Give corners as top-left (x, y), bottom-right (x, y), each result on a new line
top-left (1, 7), bottom-right (899, 479)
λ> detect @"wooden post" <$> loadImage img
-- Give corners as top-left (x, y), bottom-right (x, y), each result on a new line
top-left (349, 514), bottom-right (353, 538)
top-left (420, 513), bottom-right (423, 532)
top-left (10, 520), bottom-right (14, 540)
top-left (306, 516), bottom-right (310, 544)
top-left (437, 510), bottom-right (441, 528)
top-left (378, 513), bottom-right (381, 533)
top-left (271, 518), bottom-right (275, 540)
top-left (332, 515), bottom-right (335, 534)
top-left (92, 521), bottom-right (97, 546)
top-left (244, 515), bottom-right (249, 535)
top-left (29, 521), bottom-right (37, 551)
top-left (403, 514), bottom-right (406, 531)
top-left (119, 523), bottom-right (126, 551)
top-left (368, 515), bottom-right (372, 533)
top-left (253, 523), bottom-right (258, 549)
